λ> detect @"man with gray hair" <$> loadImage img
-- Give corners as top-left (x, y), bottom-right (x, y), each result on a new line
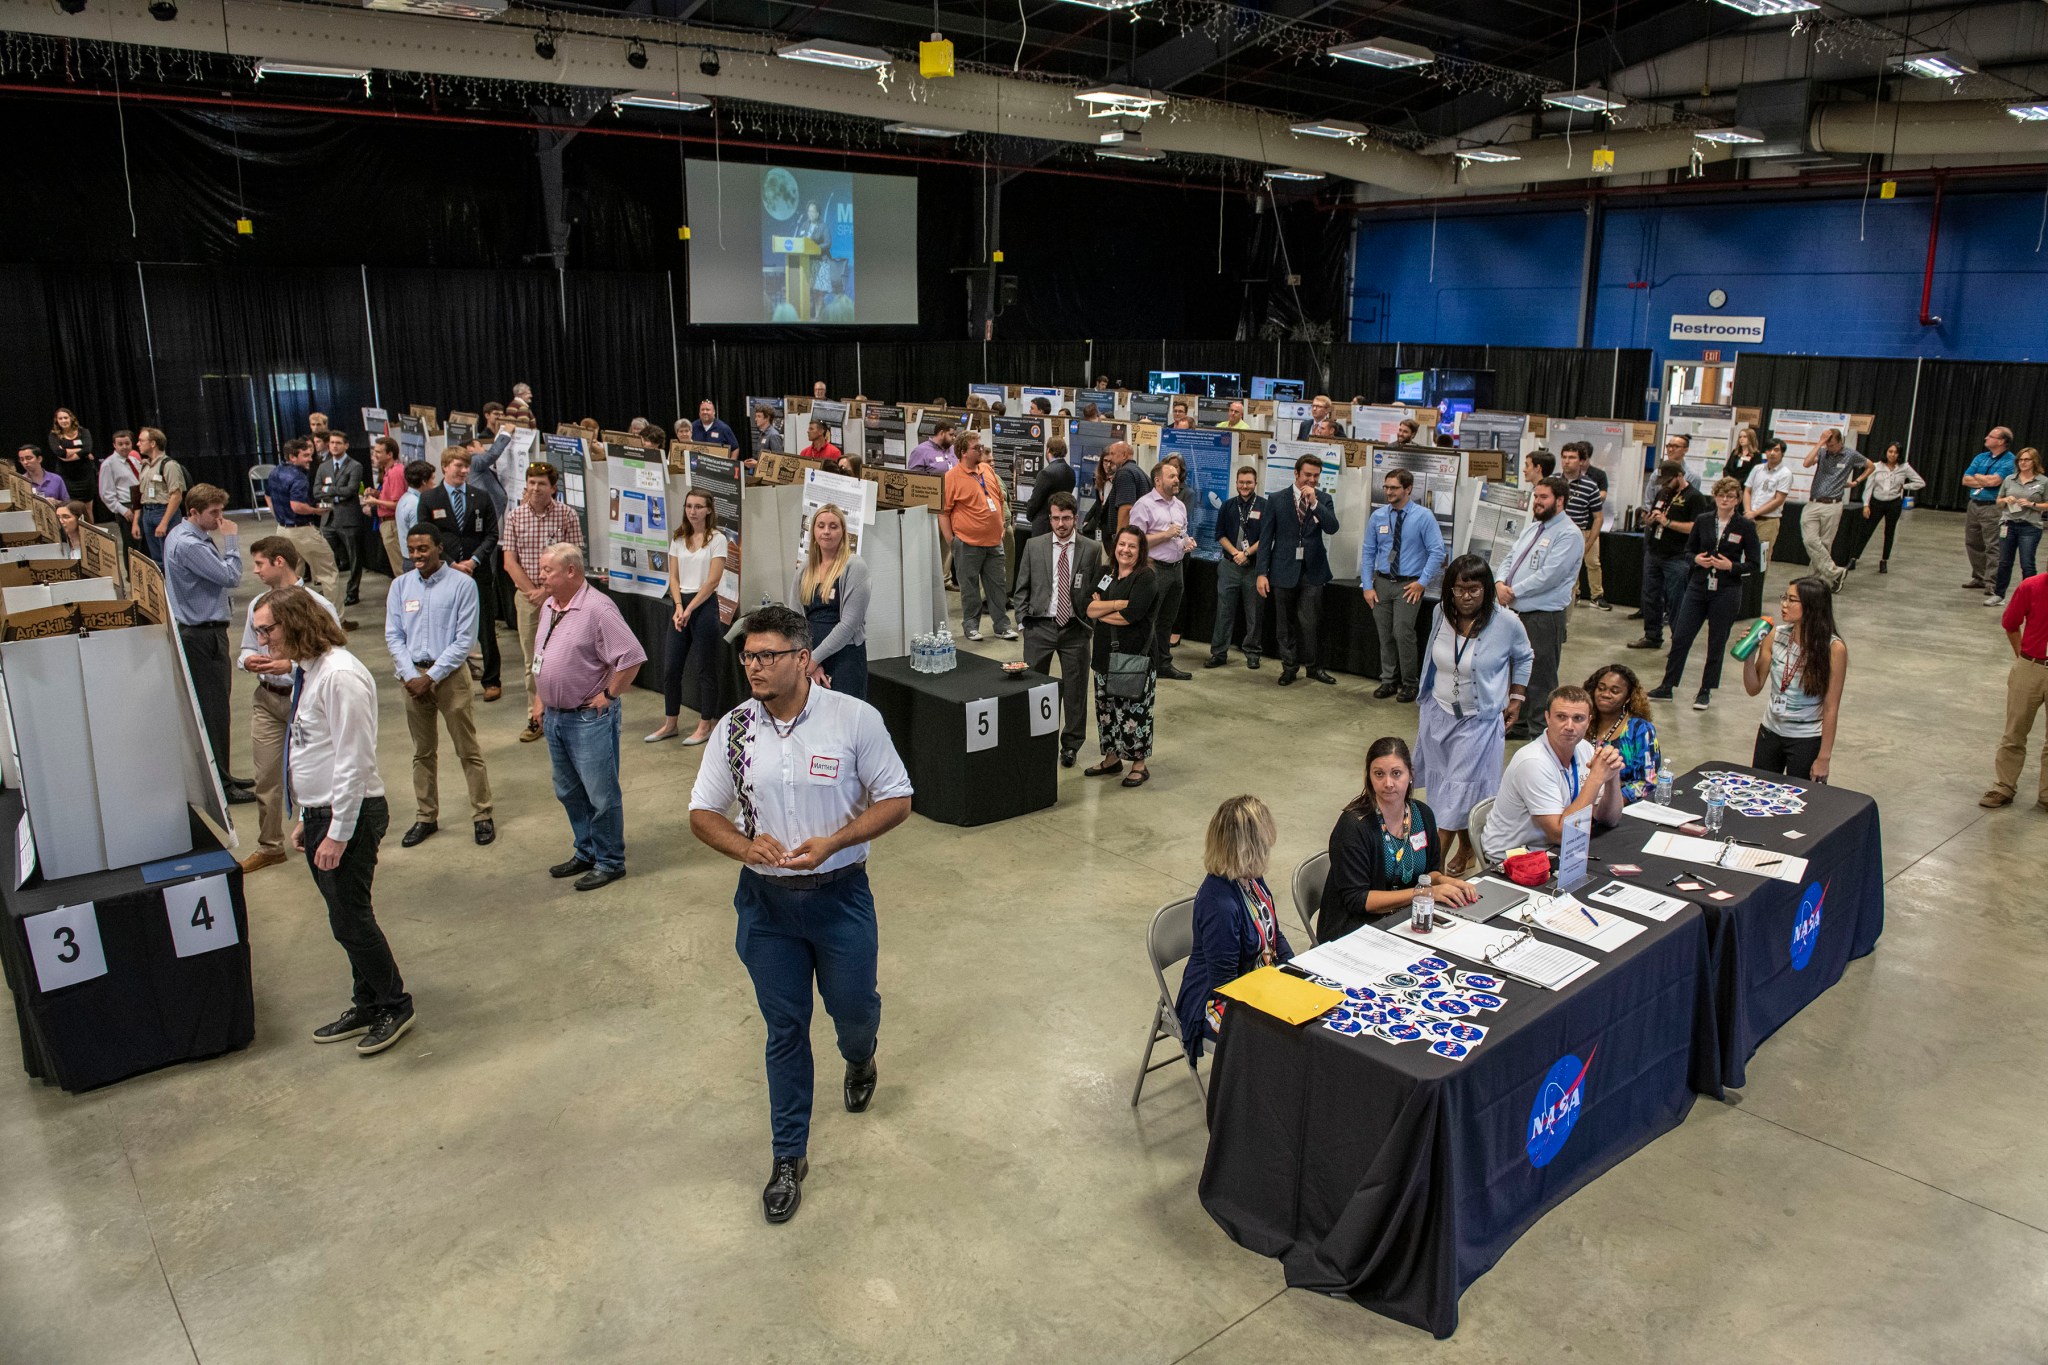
top-left (1962, 425), bottom-right (2019, 591)
top-left (530, 542), bottom-right (646, 891)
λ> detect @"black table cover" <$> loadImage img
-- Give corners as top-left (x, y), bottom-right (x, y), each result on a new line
top-left (867, 652), bottom-right (1058, 826)
top-left (0, 789), bottom-right (254, 1092)
top-left (1199, 763), bottom-right (1882, 1335)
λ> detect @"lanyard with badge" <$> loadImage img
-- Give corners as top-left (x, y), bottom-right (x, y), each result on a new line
top-left (534, 600), bottom-right (574, 676)
top-left (973, 468), bottom-right (997, 516)
top-left (1238, 879), bottom-right (1279, 966)
top-left (1558, 749), bottom-right (1581, 803)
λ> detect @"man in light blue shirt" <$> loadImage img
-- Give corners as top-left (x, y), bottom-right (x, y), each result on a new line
top-left (1961, 425), bottom-right (2018, 591)
top-left (1360, 468), bottom-right (1446, 702)
top-left (164, 483), bottom-right (255, 801)
top-left (1496, 476), bottom-right (1585, 739)
top-left (385, 527), bottom-right (494, 849)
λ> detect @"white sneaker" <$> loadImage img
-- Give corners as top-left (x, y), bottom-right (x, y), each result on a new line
top-left (1985, 594), bottom-right (2005, 607)
top-left (966, 627), bottom-right (984, 641)
top-left (995, 627), bottom-right (1019, 641)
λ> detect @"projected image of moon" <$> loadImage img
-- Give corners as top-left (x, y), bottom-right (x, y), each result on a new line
top-left (761, 167), bottom-right (799, 222)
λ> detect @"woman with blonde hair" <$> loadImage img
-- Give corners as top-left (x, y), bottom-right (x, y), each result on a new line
top-left (1990, 445), bottom-right (2048, 606)
top-left (791, 502), bottom-right (871, 698)
top-left (647, 489), bottom-right (727, 745)
top-left (1174, 795), bottom-right (1293, 1062)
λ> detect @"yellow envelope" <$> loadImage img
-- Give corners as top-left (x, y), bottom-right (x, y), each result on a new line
top-left (1214, 966), bottom-right (1345, 1026)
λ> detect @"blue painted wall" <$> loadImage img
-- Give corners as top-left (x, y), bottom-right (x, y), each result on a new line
top-left (1351, 188), bottom-right (2048, 378)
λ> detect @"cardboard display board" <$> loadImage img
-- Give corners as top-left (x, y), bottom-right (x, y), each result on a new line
top-left (685, 450), bottom-right (744, 625)
top-left (861, 467), bottom-right (944, 512)
top-left (126, 550), bottom-right (168, 624)
top-left (78, 523), bottom-right (123, 587)
top-left (1663, 404), bottom-right (1738, 488)
top-left (863, 404), bottom-right (908, 470)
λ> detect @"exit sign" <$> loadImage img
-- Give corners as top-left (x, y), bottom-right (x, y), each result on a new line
top-left (1702, 349), bottom-right (1722, 363)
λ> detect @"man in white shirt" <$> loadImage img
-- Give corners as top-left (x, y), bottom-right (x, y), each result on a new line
top-left (1743, 438), bottom-right (1794, 562)
top-left (256, 586), bottom-right (414, 1056)
top-left (237, 537), bottom-right (340, 874)
top-left (1483, 685), bottom-right (1624, 860)
top-left (97, 428), bottom-right (143, 555)
top-left (689, 604), bottom-right (914, 1226)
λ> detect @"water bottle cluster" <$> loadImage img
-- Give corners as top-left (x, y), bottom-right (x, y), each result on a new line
top-left (911, 629), bottom-right (957, 674)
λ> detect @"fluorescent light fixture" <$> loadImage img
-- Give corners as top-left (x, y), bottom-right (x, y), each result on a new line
top-left (1291, 118), bottom-right (1372, 139)
top-left (1096, 146), bottom-right (1164, 162)
top-left (1891, 49), bottom-right (1977, 79)
top-left (613, 91), bottom-right (712, 112)
top-left (359, 0), bottom-right (505, 18)
top-left (1543, 86), bottom-right (1627, 113)
top-left (1098, 128), bottom-right (1128, 144)
top-left (776, 39), bottom-right (892, 70)
top-left (885, 121), bottom-right (965, 137)
top-left (1074, 83), bottom-right (1167, 109)
top-left (2007, 101), bottom-right (2048, 122)
top-left (254, 59), bottom-right (371, 80)
top-left (1693, 125), bottom-right (1766, 144)
top-left (1454, 147), bottom-right (1521, 163)
top-left (1707, 0), bottom-right (1817, 13)
top-left (1264, 168), bottom-right (1324, 182)
top-left (1326, 36), bottom-right (1434, 69)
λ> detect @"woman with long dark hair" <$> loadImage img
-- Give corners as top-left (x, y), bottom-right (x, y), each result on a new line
top-left (1742, 576), bottom-right (1848, 781)
top-left (1319, 736), bottom-right (1478, 944)
top-left (1860, 441), bottom-right (1925, 575)
top-left (1584, 663), bottom-right (1661, 803)
top-left (1413, 553), bottom-right (1533, 875)
top-left (1085, 524), bottom-right (1158, 787)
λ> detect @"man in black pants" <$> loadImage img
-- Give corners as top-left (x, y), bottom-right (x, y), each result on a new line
top-left (413, 447), bottom-right (503, 700)
top-left (260, 586), bottom-right (415, 1056)
top-left (1010, 493), bottom-right (1102, 767)
top-left (162, 484), bottom-right (257, 804)
top-left (1629, 459), bottom-right (1709, 654)
top-left (1255, 454), bottom-right (1341, 686)
top-left (314, 430), bottom-right (368, 607)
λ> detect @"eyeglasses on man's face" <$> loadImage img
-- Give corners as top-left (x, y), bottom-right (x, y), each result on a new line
top-left (739, 648), bottom-right (802, 669)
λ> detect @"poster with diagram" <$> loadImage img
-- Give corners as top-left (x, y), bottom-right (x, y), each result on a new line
top-left (605, 455), bottom-right (670, 597)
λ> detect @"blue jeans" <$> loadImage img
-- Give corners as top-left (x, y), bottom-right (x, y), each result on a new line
top-left (543, 700), bottom-right (625, 872)
top-left (1995, 521), bottom-right (2041, 599)
top-left (1639, 549), bottom-right (1690, 645)
top-left (140, 502), bottom-right (179, 564)
top-left (734, 867), bottom-right (881, 1159)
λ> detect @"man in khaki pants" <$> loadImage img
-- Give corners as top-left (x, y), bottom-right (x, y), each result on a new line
top-left (1984, 570), bottom-right (2048, 810)
top-left (499, 461), bottom-right (584, 744)
top-left (384, 528), bottom-right (495, 847)
top-left (363, 435), bottom-right (406, 575)
top-left (236, 537), bottom-right (340, 873)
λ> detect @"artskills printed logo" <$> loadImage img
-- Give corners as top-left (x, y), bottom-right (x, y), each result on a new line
top-left (1790, 881), bottom-right (1826, 971)
top-left (1526, 1046), bottom-right (1597, 1169)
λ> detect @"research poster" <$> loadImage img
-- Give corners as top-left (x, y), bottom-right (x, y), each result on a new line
top-left (1664, 404), bottom-right (1738, 487)
top-left (1455, 411), bottom-right (1528, 462)
top-left (990, 417), bottom-right (1047, 526)
top-left (605, 454), bottom-right (670, 597)
top-left (540, 431), bottom-right (585, 541)
top-left (1159, 427), bottom-right (1234, 561)
top-left (864, 404), bottom-right (907, 470)
top-left (1351, 405), bottom-right (1416, 443)
top-left (360, 407), bottom-right (389, 440)
top-left (1065, 419), bottom-right (1127, 530)
top-left (687, 451), bottom-right (743, 624)
top-left (394, 413), bottom-right (427, 467)
top-left (796, 469), bottom-right (875, 575)
top-left (967, 383), bottom-right (1007, 412)
top-left (1127, 393), bottom-right (1172, 424)
top-left (1464, 480), bottom-right (1533, 577)
top-left (810, 400), bottom-right (849, 449)
top-left (1020, 387), bottom-right (1068, 417)
top-left (1372, 444), bottom-right (1460, 544)
top-left (1265, 438), bottom-right (1342, 495)
top-left (1075, 388), bottom-right (1117, 420)
top-left (1768, 408), bottom-right (1856, 499)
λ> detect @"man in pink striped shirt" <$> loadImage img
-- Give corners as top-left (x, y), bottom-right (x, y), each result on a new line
top-left (530, 543), bottom-right (646, 891)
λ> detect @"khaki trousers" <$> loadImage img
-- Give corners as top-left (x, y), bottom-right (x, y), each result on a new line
top-left (405, 669), bottom-right (494, 823)
top-left (284, 524), bottom-right (341, 603)
top-left (1577, 521), bottom-right (1604, 601)
top-left (1993, 659), bottom-right (2048, 803)
top-left (1753, 514), bottom-right (1781, 562)
top-left (515, 591), bottom-right (542, 707)
top-left (250, 682), bottom-right (293, 854)
top-left (1801, 502), bottom-right (1845, 589)
top-left (380, 520), bottom-right (403, 576)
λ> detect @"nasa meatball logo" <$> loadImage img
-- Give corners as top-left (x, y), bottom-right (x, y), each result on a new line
top-left (1526, 1047), bottom-right (1597, 1169)
top-left (1790, 881), bottom-right (1826, 972)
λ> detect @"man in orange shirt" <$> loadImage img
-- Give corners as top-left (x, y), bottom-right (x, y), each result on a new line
top-left (939, 430), bottom-right (1016, 642)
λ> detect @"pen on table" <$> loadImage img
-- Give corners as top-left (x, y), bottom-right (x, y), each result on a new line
top-left (1579, 904), bottom-right (1600, 927)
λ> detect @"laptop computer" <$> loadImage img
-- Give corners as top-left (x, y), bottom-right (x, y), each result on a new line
top-left (1441, 875), bottom-right (1532, 923)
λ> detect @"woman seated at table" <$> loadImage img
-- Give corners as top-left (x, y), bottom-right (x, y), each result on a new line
top-left (1320, 736), bottom-right (1478, 943)
top-left (1584, 663), bottom-right (1662, 803)
top-left (1175, 794), bottom-right (1293, 1063)
top-left (791, 503), bottom-right (870, 699)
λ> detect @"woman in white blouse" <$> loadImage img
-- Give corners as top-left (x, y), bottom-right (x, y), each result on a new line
top-left (647, 490), bottom-right (729, 746)
top-left (1858, 442), bottom-right (1925, 575)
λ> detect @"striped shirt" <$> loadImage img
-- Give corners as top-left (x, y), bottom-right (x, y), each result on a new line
top-left (502, 499), bottom-right (584, 581)
top-left (1564, 468), bottom-right (1606, 530)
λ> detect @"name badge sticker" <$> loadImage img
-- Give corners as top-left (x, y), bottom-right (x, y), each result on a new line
top-left (404, 598), bottom-right (422, 613)
top-left (431, 508), bottom-right (447, 520)
top-left (1409, 831), bottom-right (1429, 851)
top-left (809, 755), bottom-right (840, 780)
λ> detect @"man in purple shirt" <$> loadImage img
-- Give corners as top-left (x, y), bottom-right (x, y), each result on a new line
top-left (18, 445), bottom-right (68, 502)
top-left (906, 423), bottom-right (957, 475)
top-left (1128, 461), bottom-right (1197, 680)
top-left (530, 542), bottom-right (647, 891)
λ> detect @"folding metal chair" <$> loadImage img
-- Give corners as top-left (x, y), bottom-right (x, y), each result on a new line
top-left (246, 464), bottom-right (276, 517)
top-left (1467, 796), bottom-right (1497, 868)
top-left (1289, 851), bottom-right (1328, 945)
top-left (1132, 896), bottom-right (1207, 1108)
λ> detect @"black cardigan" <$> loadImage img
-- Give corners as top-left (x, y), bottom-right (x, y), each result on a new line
top-left (1682, 512), bottom-right (1763, 590)
top-left (1318, 800), bottom-right (1443, 943)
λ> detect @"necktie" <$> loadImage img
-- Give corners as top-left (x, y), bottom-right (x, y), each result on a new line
top-left (1389, 507), bottom-right (1406, 576)
top-left (1054, 540), bottom-right (1071, 624)
top-left (282, 665), bottom-right (305, 817)
top-left (1298, 493), bottom-right (1311, 528)
top-left (452, 486), bottom-right (467, 529)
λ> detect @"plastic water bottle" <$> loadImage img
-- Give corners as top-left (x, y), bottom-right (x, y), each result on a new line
top-left (1704, 775), bottom-right (1727, 834)
top-left (1410, 880), bottom-right (1436, 934)
top-left (1655, 764), bottom-right (1674, 807)
top-left (913, 634), bottom-right (928, 672)
top-left (939, 629), bottom-right (956, 673)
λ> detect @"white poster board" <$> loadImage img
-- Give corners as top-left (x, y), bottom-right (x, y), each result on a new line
top-left (1663, 404), bottom-right (1738, 488)
top-left (1768, 409), bottom-right (1856, 500)
top-left (602, 455), bottom-right (670, 597)
top-left (1457, 479), bottom-right (1534, 577)
top-left (1549, 418), bottom-right (1642, 529)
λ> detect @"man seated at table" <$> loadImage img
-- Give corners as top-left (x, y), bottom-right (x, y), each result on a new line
top-left (1482, 685), bottom-right (1624, 861)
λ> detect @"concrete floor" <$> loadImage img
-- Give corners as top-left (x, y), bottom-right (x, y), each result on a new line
top-left (3, 508), bottom-right (2045, 1364)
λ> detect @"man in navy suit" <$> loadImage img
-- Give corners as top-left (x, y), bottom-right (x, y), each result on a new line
top-left (1255, 454), bottom-right (1340, 685)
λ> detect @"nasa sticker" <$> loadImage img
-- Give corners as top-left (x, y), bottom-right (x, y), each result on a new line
top-left (1377, 1022), bottom-right (1426, 1044)
top-left (1385, 972), bottom-right (1421, 989)
top-left (1466, 992), bottom-right (1505, 1011)
top-left (1456, 972), bottom-right (1505, 993)
top-left (1304, 973), bottom-right (1346, 990)
top-left (1431, 996), bottom-right (1475, 1018)
top-left (1379, 1004), bottom-right (1417, 1024)
top-left (1440, 1021), bottom-right (1486, 1044)
top-left (1526, 1048), bottom-right (1597, 1169)
top-left (1343, 985), bottom-right (1380, 1004)
top-left (1409, 956), bottom-right (1452, 974)
top-left (1790, 881), bottom-right (1826, 971)
top-left (1324, 1013), bottom-right (1367, 1036)
top-left (1429, 1039), bottom-right (1471, 1060)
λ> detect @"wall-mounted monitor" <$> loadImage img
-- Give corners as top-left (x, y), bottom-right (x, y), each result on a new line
top-left (1147, 371), bottom-right (1243, 399)
top-left (1395, 370), bottom-right (1427, 404)
top-left (1250, 376), bottom-right (1305, 401)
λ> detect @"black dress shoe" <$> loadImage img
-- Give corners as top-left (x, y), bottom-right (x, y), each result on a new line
top-left (225, 787), bottom-right (257, 805)
top-left (1396, 688), bottom-right (1418, 703)
top-left (400, 821), bottom-right (438, 848)
top-left (763, 1156), bottom-right (807, 1224)
top-left (1373, 682), bottom-right (1400, 699)
top-left (845, 1054), bottom-right (877, 1112)
top-left (1626, 637), bottom-right (1661, 650)
top-left (1307, 667), bottom-right (1337, 684)
top-left (574, 866), bottom-right (625, 891)
top-left (225, 775), bottom-right (256, 790)
top-left (474, 819), bottom-right (495, 846)
top-left (550, 856), bottom-right (594, 879)
top-left (1158, 665), bottom-right (1193, 681)
top-left (1203, 656), bottom-right (1229, 669)
top-left (1060, 749), bottom-right (1077, 768)
top-left (1278, 667), bottom-right (1298, 686)
top-left (1626, 610), bottom-right (1644, 620)
top-left (1245, 655), bottom-right (1261, 670)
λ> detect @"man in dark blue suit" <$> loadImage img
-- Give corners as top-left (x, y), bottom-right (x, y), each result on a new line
top-left (1255, 453), bottom-right (1340, 685)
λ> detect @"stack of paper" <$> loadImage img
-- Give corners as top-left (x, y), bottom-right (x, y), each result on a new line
top-left (1488, 936), bottom-right (1598, 990)
top-left (1585, 879), bottom-right (1689, 922)
top-left (1290, 926), bottom-right (1423, 991)
top-left (1642, 830), bottom-right (1809, 883)
top-left (1622, 801), bottom-right (1697, 827)
top-left (1508, 893), bottom-right (1647, 952)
